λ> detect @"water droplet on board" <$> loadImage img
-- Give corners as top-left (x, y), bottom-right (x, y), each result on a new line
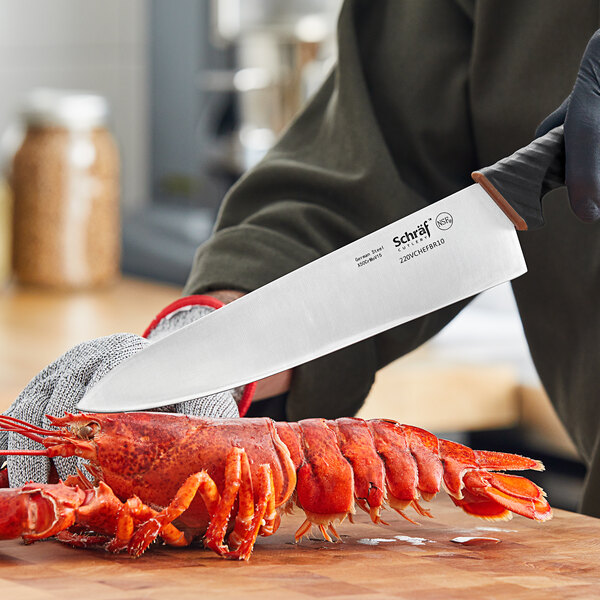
top-left (451, 536), bottom-right (501, 546)
top-left (357, 535), bottom-right (435, 546)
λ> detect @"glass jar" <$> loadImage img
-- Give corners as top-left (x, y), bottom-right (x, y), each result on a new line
top-left (11, 89), bottom-right (120, 288)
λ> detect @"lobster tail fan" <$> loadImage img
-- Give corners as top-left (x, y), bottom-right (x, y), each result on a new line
top-left (474, 450), bottom-right (544, 472)
top-left (453, 470), bottom-right (552, 521)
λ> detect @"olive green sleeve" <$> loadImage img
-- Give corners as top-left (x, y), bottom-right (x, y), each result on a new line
top-left (184, 0), bottom-right (477, 420)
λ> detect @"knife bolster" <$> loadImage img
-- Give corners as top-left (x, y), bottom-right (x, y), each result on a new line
top-left (471, 172), bottom-right (528, 231)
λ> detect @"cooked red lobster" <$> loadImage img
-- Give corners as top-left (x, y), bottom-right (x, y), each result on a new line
top-left (0, 412), bottom-right (551, 560)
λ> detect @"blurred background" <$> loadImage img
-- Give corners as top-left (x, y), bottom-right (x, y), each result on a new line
top-left (0, 0), bottom-right (341, 284)
top-left (0, 0), bottom-right (585, 511)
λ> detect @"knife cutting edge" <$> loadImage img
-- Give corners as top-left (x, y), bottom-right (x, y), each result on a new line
top-left (78, 126), bottom-right (565, 412)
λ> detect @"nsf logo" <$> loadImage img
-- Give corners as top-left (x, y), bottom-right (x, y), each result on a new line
top-left (436, 212), bottom-right (453, 231)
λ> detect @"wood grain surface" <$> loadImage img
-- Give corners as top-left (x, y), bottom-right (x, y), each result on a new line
top-left (0, 495), bottom-right (598, 600)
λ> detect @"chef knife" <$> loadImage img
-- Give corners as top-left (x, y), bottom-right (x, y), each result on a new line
top-left (78, 126), bottom-right (564, 412)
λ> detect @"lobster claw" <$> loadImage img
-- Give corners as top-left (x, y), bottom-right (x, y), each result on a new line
top-left (0, 483), bottom-right (85, 542)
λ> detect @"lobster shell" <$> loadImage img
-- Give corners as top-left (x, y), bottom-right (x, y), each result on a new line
top-left (0, 412), bottom-right (551, 559)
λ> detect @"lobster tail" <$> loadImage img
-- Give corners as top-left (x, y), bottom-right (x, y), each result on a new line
top-left (275, 418), bottom-right (552, 541)
top-left (451, 471), bottom-right (552, 521)
top-left (437, 439), bottom-right (551, 520)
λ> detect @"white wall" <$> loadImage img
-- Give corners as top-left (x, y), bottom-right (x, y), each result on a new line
top-left (0, 0), bottom-right (149, 210)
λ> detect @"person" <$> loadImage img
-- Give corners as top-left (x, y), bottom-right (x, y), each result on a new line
top-left (3, 0), bottom-right (600, 517)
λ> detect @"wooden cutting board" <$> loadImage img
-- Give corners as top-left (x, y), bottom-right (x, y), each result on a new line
top-left (0, 495), bottom-right (598, 599)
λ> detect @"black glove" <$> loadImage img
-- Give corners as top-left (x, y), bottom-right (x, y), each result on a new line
top-left (536, 31), bottom-right (600, 222)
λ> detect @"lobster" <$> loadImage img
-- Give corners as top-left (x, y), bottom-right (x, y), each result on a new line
top-left (0, 412), bottom-right (552, 560)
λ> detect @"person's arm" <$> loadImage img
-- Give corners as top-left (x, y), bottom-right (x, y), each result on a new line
top-left (184, 0), bottom-right (478, 420)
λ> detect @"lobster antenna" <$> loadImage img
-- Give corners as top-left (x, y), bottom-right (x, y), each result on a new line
top-left (0, 427), bottom-right (46, 444)
top-left (0, 449), bottom-right (49, 456)
top-left (0, 415), bottom-right (59, 436)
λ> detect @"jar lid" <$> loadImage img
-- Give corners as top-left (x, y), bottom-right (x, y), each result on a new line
top-left (21, 88), bottom-right (109, 129)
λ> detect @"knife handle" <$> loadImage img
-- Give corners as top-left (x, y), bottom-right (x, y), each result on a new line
top-left (471, 125), bottom-right (565, 231)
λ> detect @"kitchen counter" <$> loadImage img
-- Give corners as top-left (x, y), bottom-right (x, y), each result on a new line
top-left (0, 496), bottom-right (598, 599)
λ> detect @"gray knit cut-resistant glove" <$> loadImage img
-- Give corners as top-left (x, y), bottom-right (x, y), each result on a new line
top-left (1, 304), bottom-right (239, 488)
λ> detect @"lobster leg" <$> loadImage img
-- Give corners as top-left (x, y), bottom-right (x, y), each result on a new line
top-left (126, 471), bottom-right (222, 556)
top-left (54, 481), bottom-right (189, 555)
top-left (224, 448), bottom-right (255, 554)
top-left (56, 530), bottom-right (113, 548)
top-left (201, 447), bottom-right (279, 561)
top-left (226, 464), bottom-right (276, 560)
top-left (203, 447), bottom-right (246, 555)
top-left (69, 448), bottom-right (274, 560)
top-left (106, 496), bottom-right (152, 553)
top-left (258, 466), bottom-right (280, 537)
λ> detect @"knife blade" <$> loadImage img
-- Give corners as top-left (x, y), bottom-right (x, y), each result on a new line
top-left (78, 126), bottom-right (565, 412)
